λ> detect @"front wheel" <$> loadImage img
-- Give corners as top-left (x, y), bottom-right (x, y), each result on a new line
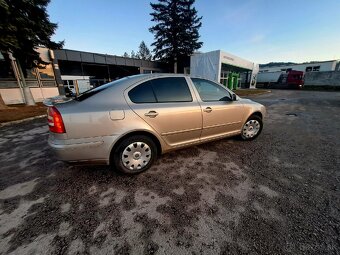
top-left (240, 115), bottom-right (263, 140)
top-left (112, 135), bottom-right (157, 174)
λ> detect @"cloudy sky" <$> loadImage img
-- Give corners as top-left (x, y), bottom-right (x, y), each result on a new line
top-left (48, 0), bottom-right (340, 64)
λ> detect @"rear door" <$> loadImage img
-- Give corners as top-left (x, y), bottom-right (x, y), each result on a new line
top-left (190, 78), bottom-right (245, 141)
top-left (126, 77), bottom-right (202, 147)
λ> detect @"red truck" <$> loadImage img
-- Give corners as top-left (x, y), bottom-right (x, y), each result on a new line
top-left (257, 70), bottom-right (304, 89)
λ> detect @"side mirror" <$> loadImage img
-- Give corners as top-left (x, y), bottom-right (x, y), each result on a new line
top-left (232, 94), bottom-right (237, 101)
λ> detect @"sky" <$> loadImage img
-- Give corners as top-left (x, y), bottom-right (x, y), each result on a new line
top-left (47, 0), bottom-right (340, 64)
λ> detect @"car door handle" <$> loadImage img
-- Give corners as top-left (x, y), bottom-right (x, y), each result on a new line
top-left (144, 111), bottom-right (159, 118)
top-left (203, 107), bottom-right (212, 113)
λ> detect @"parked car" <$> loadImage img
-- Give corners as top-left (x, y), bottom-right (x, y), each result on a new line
top-left (46, 74), bottom-right (266, 174)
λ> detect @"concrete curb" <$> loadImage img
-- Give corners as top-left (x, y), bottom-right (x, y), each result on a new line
top-left (0, 114), bottom-right (46, 127)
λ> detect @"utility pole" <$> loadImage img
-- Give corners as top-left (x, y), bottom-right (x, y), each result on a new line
top-left (16, 59), bottom-right (36, 105)
top-left (8, 52), bottom-right (35, 105)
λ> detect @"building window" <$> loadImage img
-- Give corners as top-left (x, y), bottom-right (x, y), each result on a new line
top-left (306, 66), bottom-right (320, 72)
top-left (25, 68), bottom-right (38, 79)
top-left (220, 71), bottom-right (229, 86)
top-left (63, 80), bottom-right (76, 96)
top-left (38, 64), bottom-right (55, 79)
top-left (0, 52), bottom-right (15, 79)
top-left (63, 80), bottom-right (74, 86)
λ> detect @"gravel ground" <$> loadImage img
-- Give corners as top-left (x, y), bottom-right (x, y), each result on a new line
top-left (0, 90), bottom-right (339, 255)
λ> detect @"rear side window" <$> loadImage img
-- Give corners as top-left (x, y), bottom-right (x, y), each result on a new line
top-left (128, 77), bottom-right (192, 103)
top-left (75, 77), bottom-right (128, 101)
top-left (151, 77), bottom-right (192, 103)
top-left (128, 81), bottom-right (156, 103)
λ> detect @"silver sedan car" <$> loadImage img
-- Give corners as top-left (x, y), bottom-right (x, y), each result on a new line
top-left (47, 74), bottom-right (266, 174)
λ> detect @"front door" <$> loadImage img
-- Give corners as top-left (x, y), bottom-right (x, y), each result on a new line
top-left (190, 78), bottom-right (245, 141)
top-left (126, 77), bottom-right (202, 147)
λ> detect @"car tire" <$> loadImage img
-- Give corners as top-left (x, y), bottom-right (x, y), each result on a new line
top-left (240, 115), bottom-right (263, 141)
top-left (112, 135), bottom-right (157, 174)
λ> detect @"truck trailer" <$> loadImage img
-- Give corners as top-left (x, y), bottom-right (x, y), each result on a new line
top-left (257, 70), bottom-right (304, 89)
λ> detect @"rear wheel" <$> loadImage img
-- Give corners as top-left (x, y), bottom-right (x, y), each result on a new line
top-left (241, 115), bottom-right (263, 140)
top-left (112, 135), bottom-right (157, 174)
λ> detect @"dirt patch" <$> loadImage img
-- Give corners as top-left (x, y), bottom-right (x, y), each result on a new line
top-left (0, 103), bottom-right (47, 123)
top-left (234, 89), bottom-right (271, 97)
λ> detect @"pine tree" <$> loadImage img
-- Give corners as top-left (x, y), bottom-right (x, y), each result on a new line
top-left (0, 0), bottom-right (63, 105)
top-left (149, 0), bottom-right (203, 73)
top-left (123, 52), bottom-right (130, 58)
top-left (137, 41), bottom-right (152, 60)
top-left (130, 50), bottom-right (137, 59)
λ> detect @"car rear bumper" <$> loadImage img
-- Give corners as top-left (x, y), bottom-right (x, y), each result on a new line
top-left (48, 135), bottom-right (119, 165)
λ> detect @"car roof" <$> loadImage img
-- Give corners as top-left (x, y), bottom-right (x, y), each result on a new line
top-left (103, 73), bottom-right (192, 90)
top-left (103, 73), bottom-right (221, 93)
top-left (128, 73), bottom-right (190, 79)
top-left (125, 73), bottom-right (214, 82)
top-left (85, 73), bottom-right (218, 99)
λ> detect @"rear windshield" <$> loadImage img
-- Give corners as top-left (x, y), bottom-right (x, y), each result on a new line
top-left (75, 77), bottom-right (128, 101)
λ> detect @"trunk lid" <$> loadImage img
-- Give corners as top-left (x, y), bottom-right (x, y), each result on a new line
top-left (43, 96), bottom-right (73, 107)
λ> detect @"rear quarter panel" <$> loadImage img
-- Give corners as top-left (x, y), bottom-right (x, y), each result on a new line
top-left (53, 84), bottom-right (169, 152)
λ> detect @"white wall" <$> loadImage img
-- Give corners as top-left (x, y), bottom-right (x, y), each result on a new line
top-left (190, 51), bottom-right (221, 82)
top-left (304, 71), bottom-right (340, 86)
top-left (259, 61), bottom-right (337, 73)
top-left (0, 88), bottom-right (59, 105)
top-left (0, 89), bottom-right (24, 104)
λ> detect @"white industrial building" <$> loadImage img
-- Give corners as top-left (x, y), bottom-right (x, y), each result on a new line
top-left (258, 60), bottom-right (340, 87)
top-left (190, 50), bottom-right (259, 89)
top-left (259, 60), bottom-right (340, 73)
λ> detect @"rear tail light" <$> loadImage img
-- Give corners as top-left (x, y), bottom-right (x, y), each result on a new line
top-left (47, 106), bottom-right (66, 133)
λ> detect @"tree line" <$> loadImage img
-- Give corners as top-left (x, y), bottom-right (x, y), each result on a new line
top-left (122, 41), bottom-right (152, 60)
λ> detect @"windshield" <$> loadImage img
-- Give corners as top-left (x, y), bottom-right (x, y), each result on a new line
top-left (75, 77), bottom-right (128, 101)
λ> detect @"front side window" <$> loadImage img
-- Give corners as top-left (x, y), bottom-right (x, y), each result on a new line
top-left (191, 78), bottom-right (231, 102)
